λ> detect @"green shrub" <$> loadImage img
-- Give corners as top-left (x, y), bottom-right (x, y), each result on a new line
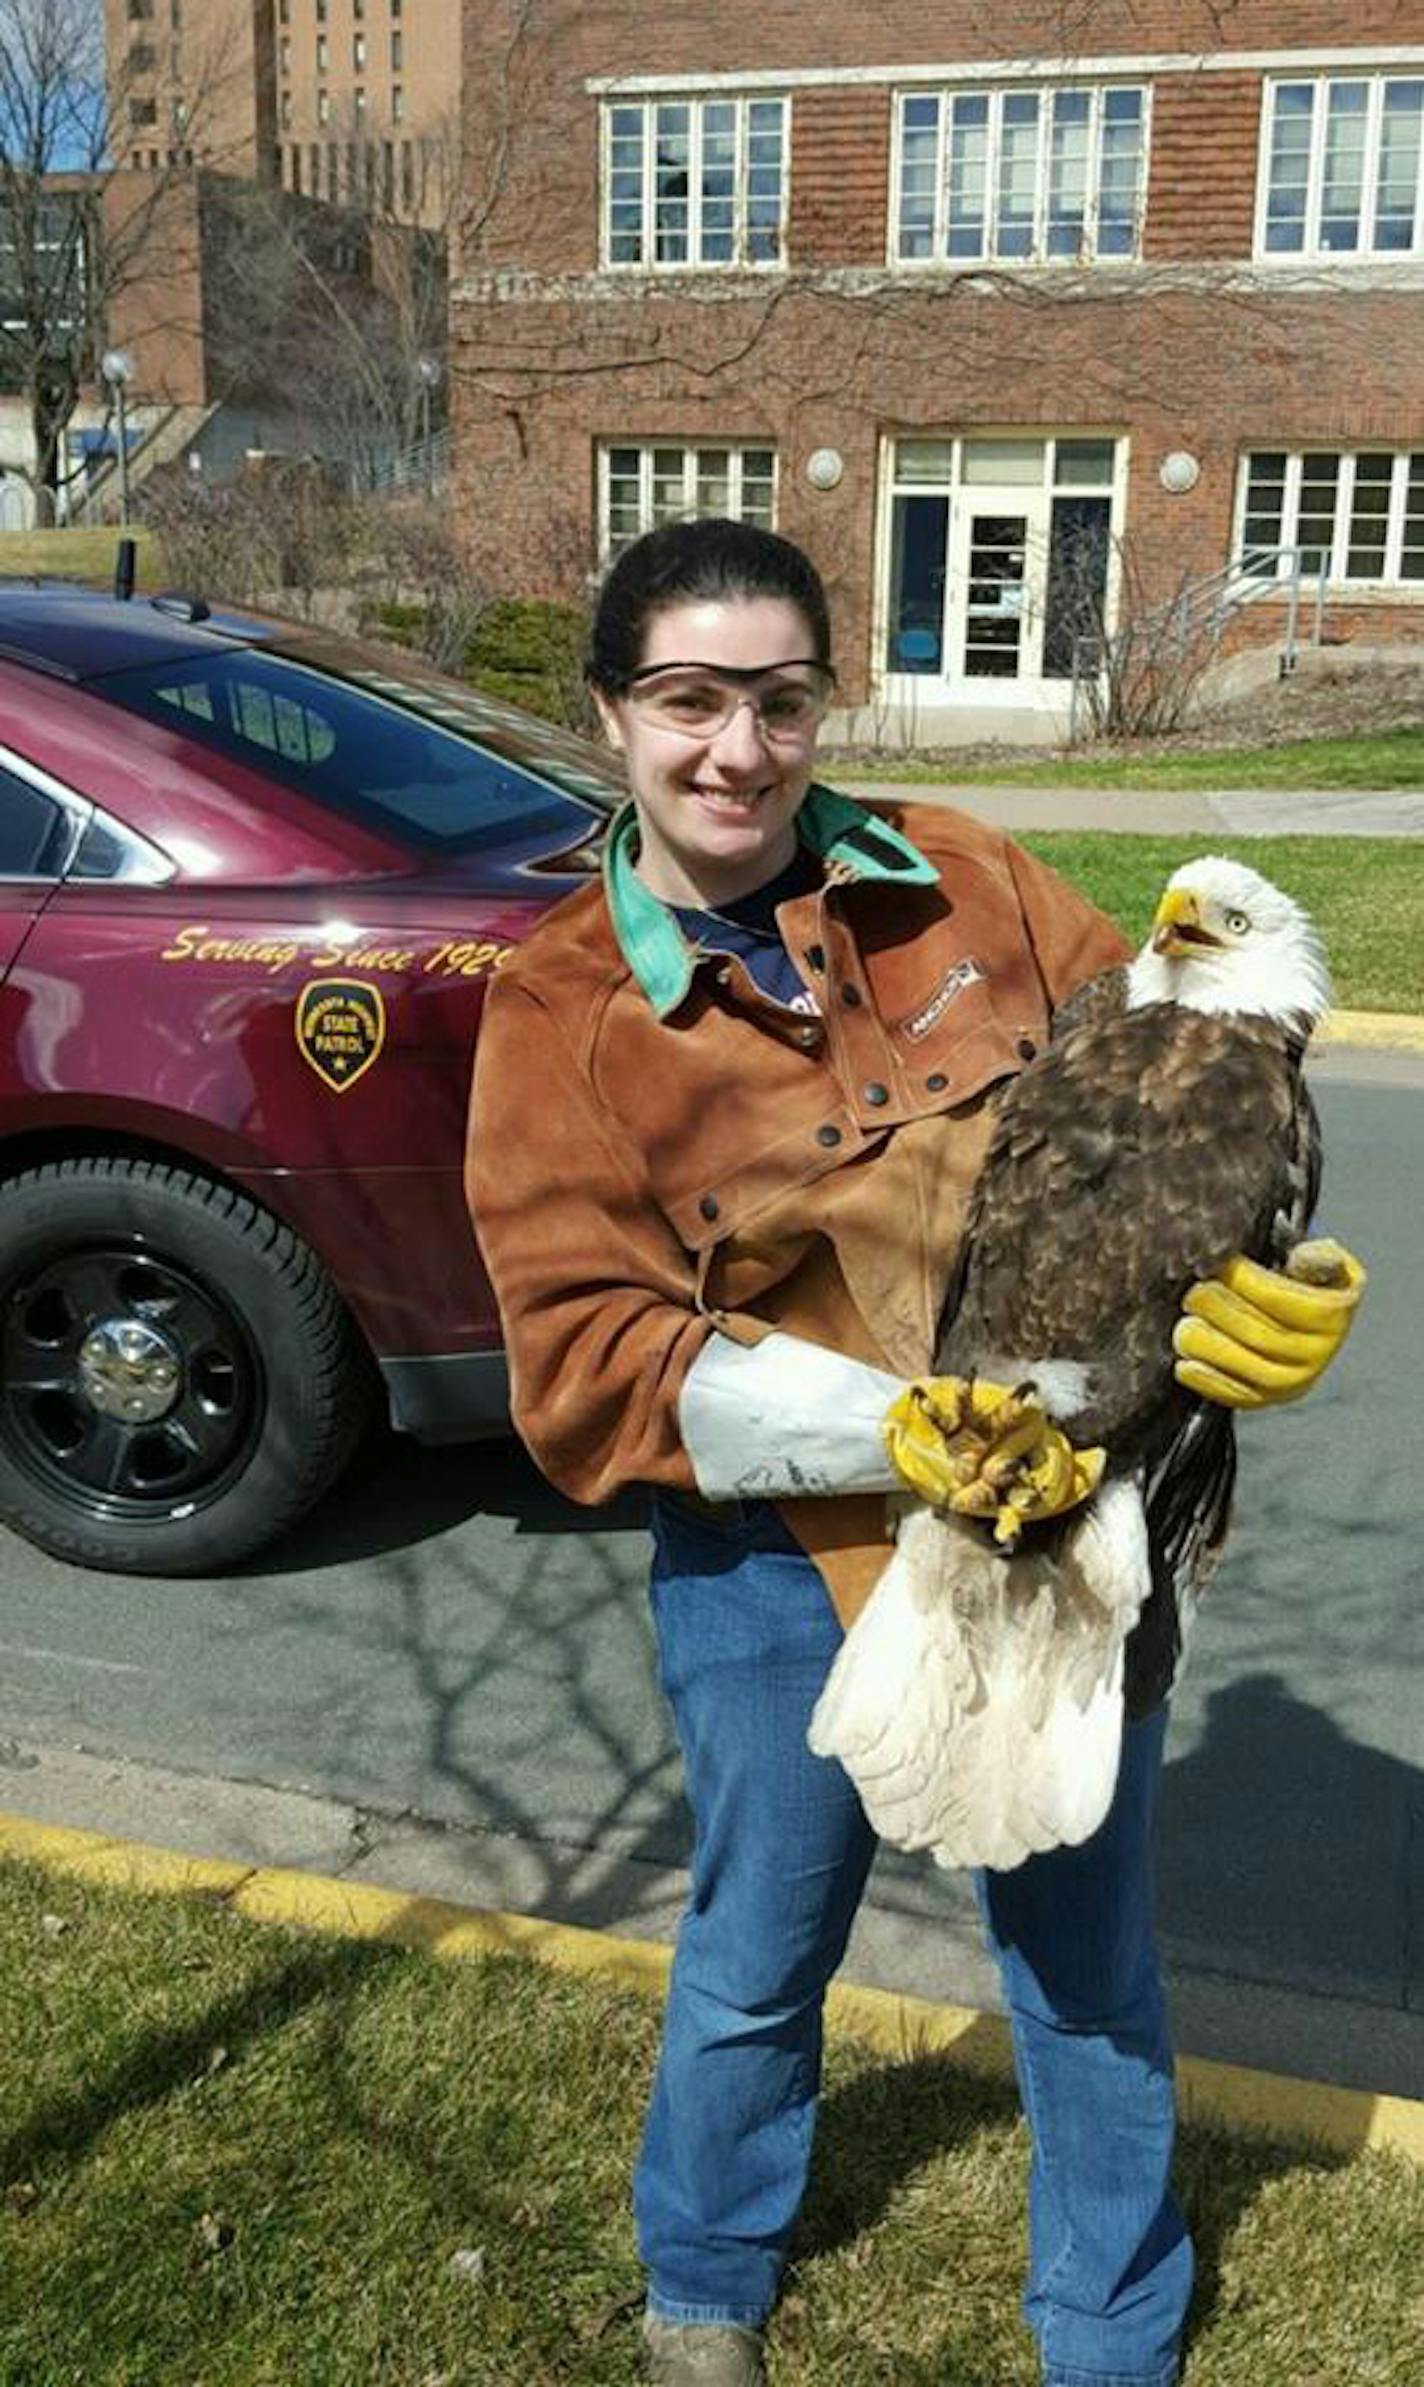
top-left (374, 600), bottom-right (427, 647)
top-left (464, 597), bottom-right (592, 730)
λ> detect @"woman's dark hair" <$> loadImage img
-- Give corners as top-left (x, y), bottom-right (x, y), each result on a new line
top-left (587, 517), bottom-right (832, 694)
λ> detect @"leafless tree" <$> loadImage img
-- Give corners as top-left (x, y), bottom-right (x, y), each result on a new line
top-left (0, 0), bottom-right (241, 521)
top-left (199, 102), bottom-right (457, 491)
top-left (1065, 530), bottom-right (1233, 741)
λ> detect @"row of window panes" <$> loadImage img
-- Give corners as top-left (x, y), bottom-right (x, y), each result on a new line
top-left (1242, 449), bottom-right (1424, 580)
top-left (599, 72), bottom-right (1424, 268)
top-left (605, 98), bottom-right (786, 267)
top-left (891, 436), bottom-right (1117, 491)
top-left (897, 86), bottom-right (1145, 264)
top-left (1263, 76), bottom-right (1423, 254)
top-left (603, 445), bottom-right (776, 553)
top-left (598, 436), bottom-right (1424, 598)
top-left (295, 30), bottom-right (399, 72)
top-left (283, 136), bottom-right (428, 208)
top-left (296, 83), bottom-right (404, 127)
top-left (277, 0), bottom-right (402, 18)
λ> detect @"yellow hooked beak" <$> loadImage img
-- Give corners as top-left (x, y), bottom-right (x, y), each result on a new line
top-left (1151, 886), bottom-right (1224, 958)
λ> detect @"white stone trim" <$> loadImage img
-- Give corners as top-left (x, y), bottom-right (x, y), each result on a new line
top-left (587, 50), bottom-right (1424, 99)
top-left (452, 257), bottom-right (1424, 305)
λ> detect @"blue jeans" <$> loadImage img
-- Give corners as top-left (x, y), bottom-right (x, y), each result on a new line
top-left (636, 1495), bottom-right (1190, 2387)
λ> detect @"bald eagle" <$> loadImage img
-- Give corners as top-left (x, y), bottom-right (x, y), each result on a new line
top-left (809, 856), bottom-right (1336, 1872)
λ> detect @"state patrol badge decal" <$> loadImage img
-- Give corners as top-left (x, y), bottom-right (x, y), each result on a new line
top-left (295, 978), bottom-right (386, 1092)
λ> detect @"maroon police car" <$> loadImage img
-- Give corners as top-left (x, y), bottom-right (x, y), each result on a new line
top-left (0, 579), bottom-right (620, 1573)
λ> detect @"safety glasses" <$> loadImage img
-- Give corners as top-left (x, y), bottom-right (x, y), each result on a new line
top-left (622, 659), bottom-right (836, 742)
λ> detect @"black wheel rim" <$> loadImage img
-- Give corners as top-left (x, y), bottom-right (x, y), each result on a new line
top-left (1, 1242), bottom-right (263, 1524)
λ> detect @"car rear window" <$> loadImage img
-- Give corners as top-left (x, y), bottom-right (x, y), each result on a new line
top-left (99, 648), bottom-right (617, 854)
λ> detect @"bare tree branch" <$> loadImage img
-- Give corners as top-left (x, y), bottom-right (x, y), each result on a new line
top-left (0, 0), bottom-right (242, 519)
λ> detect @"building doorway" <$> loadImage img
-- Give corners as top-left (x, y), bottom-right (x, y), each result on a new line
top-left (881, 433), bottom-right (1120, 715)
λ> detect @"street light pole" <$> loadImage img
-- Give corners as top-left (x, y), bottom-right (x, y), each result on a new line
top-left (416, 355), bottom-right (441, 500)
top-left (100, 348), bottom-right (136, 527)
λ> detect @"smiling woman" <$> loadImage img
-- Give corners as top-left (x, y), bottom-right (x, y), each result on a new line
top-left (586, 541), bottom-right (834, 909)
top-left (468, 516), bottom-right (1238, 2387)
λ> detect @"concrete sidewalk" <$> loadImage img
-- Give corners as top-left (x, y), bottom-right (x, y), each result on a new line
top-left (847, 780), bottom-right (1424, 838)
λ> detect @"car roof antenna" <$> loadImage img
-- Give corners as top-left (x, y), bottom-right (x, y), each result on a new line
top-left (114, 537), bottom-right (136, 602)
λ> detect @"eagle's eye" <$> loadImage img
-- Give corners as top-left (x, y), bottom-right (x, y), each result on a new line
top-left (1222, 908), bottom-right (1250, 936)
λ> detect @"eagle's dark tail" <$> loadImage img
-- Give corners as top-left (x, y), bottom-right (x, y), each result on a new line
top-left (1129, 1397), bottom-right (1238, 1716)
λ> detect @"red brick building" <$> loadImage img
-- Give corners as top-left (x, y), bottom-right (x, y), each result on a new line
top-left (452, 3), bottom-right (1424, 739)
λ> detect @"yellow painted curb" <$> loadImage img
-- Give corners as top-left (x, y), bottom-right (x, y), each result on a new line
top-left (3, 1809), bottom-right (1421, 2164)
top-left (1318, 1008), bottom-right (1424, 1053)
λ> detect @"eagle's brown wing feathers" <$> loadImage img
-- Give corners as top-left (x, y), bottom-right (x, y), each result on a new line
top-left (936, 1002), bottom-right (1316, 1460)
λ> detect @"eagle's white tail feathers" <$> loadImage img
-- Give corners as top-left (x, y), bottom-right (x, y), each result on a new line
top-left (808, 1480), bottom-right (1151, 1872)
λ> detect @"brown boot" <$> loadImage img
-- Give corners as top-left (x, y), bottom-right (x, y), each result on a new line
top-left (641, 2309), bottom-right (766, 2384)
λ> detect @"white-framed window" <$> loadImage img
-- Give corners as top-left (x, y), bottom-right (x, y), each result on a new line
top-left (599, 442), bottom-right (777, 558)
top-left (894, 84), bottom-right (1147, 265)
top-left (1259, 75), bottom-right (1424, 256)
top-left (602, 95), bottom-right (788, 268)
top-left (1238, 448), bottom-right (1424, 584)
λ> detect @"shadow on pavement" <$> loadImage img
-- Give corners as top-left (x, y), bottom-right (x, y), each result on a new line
top-left (1157, 1668), bottom-right (1420, 2007)
top-left (239, 1427), bottom-right (648, 1577)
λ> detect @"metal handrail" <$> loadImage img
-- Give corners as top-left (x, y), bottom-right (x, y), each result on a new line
top-left (356, 424), bottom-right (451, 496)
top-left (1069, 541), bottom-right (1329, 737)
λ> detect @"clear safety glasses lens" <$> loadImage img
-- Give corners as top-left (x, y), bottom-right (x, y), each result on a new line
top-left (625, 667), bottom-right (834, 741)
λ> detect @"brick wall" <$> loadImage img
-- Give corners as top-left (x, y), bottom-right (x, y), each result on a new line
top-left (1146, 72), bottom-right (1262, 261)
top-left (787, 89), bottom-right (892, 269)
top-left (453, 2), bottom-right (1424, 700)
top-left (453, 274), bottom-right (1424, 700)
top-left (103, 173), bottom-right (208, 407)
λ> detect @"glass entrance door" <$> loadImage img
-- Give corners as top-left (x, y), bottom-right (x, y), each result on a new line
top-left (944, 494), bottom-right (1048, 680)
top-left (881, 436), bottom-right (1118, 699)
top-left (962, 512), bottom-right (1028, 676)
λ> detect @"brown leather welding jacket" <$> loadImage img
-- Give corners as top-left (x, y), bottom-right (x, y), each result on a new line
top-left (467, 789), bottom-right (1130, 1628)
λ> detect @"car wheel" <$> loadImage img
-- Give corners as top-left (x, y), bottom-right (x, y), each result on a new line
top-left (0, 1156), bottom-right (372, 1574)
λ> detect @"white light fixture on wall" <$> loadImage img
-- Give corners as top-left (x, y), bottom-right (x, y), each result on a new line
top-left (805, 446), bottom-right (844, 491)
top-left (1159, 449), bottom-right (1201, 494)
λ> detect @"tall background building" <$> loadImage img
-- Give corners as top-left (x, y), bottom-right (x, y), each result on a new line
top-left (106, 0), bottom-right (459, 227)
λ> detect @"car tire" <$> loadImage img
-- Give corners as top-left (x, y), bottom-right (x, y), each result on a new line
top-left (0, 1156), bottom-right (373, 1575)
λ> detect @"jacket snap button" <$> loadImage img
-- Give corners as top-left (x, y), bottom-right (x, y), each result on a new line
top-left (1016, 1036), bottom-right (1038, 1061)
top-left (926, 1072), bottom-right (948, 1093)
top-left (816, 1123), bottom-right (842, 1148)
top-left (841, 984), bottom-right (864, 1008)
top-left (699, 1193), bottom-right (719, 1221)
top-left (863, 1082), bottom-right (889, 1107)
top-left (797, 1022), bottom-right (821, 1047)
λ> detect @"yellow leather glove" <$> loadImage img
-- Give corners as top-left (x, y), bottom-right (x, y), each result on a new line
top-left (884, 1376), bottom-right (1106, 1548)
top-left (1173, 1237), bottom-right (1366, 1410)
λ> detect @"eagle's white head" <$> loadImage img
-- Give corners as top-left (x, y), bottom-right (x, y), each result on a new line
top-left (1125, 855), bottom-right (1331, 1027)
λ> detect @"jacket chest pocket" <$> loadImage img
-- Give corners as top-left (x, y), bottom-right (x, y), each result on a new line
top-left (879, 930), bottom-right (1051, 1115)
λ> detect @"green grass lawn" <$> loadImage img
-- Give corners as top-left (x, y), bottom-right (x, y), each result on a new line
top-left (833, 726), bottom-right (1424, 792)
top-left (1014, 833), bottom-right (1424, 1015)
top-left (0, 1859), bottom-right (1419, 2386)
top-left (0, 527), bottom-right (162, 586)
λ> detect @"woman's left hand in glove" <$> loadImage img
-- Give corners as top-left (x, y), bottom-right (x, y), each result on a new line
top-left (1173, 1236), bottom-right (1366, 1410)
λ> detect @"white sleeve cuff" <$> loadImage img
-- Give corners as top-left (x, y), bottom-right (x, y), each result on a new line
top-left (677, 1331), bottom-right (904, 1502)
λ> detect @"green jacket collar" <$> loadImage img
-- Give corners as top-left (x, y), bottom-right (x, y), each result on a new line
top-left (602, 783), bottom-right (939, 1020)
